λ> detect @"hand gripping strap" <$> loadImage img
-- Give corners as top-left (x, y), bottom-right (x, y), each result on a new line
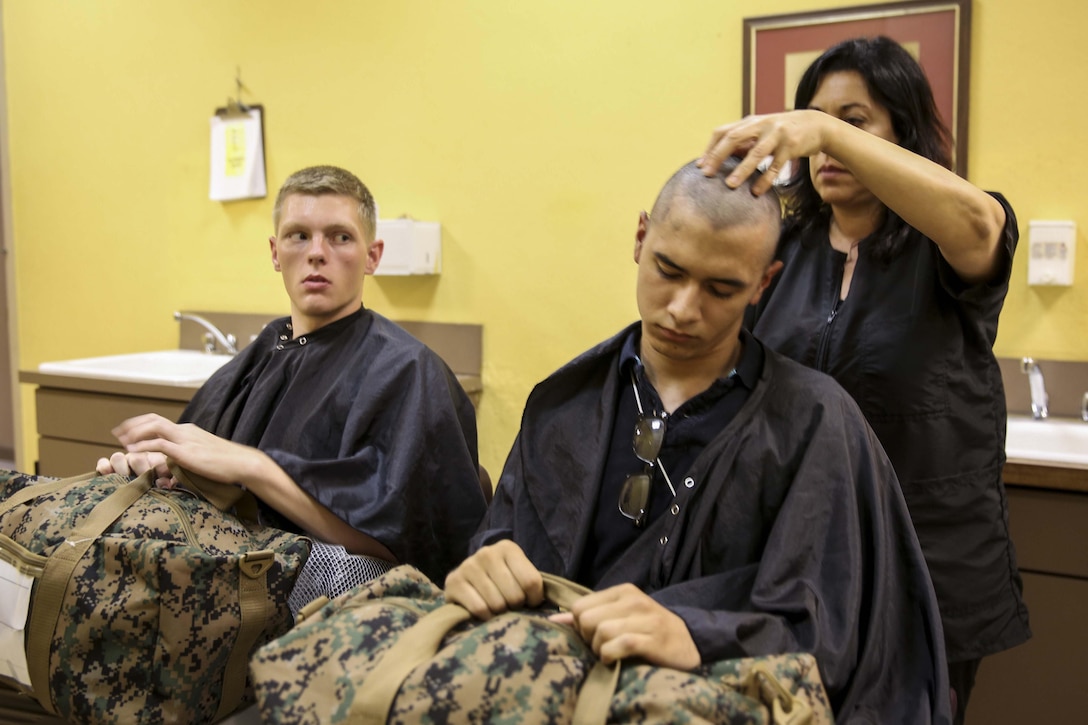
top-left (350, 571), bottom-right (621, 724)
top-left (25, 473), bottom-right (152, 714)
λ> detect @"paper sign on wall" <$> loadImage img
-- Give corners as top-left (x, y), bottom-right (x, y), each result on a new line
top-left (209, 105), bottom-right (267, 201)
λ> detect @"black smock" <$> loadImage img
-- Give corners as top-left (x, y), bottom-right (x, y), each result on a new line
top-left (180, 307), bottom-right (486, 584)
top-left (748, 193), bottom-right (1030, 663)
top-left (475, 324), bottom-right (952, 724)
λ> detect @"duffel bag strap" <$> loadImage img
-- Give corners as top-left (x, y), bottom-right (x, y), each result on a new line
top-left (350, 603), bottom-right (475, 723)
top-left (169, 464), bottom-right (262, 523)
top-left (570, 660), bottom-right (621, 725)
top-left (214, 550), bottom-right (277, 722)
top-left (0, 471), bottom-right (101, 517)
top-left (537, 575), bottom-right (620, 725)
top-left (350, 571), bottom-right (620, 725)
top-left (540, 571), bottom-right (593, 609)
top-left (26, 473), bottom-right (152, 714)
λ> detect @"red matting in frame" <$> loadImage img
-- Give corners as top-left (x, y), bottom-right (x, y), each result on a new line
top-left (743, 1), bottom-right (970, 173)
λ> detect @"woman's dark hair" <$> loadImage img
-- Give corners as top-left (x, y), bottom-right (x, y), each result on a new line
top-left (783, 36), bottom-right (953, 261)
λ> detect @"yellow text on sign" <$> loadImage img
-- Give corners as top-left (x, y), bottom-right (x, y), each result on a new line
top-left (224, 124), bottom-right (246, 177)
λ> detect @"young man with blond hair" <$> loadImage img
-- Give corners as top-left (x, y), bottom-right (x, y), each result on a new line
top-left (100, 165), bottom-right (486, 583)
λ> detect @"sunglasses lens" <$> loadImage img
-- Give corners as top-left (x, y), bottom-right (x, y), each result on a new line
top-left (618, 472), bottom-right (650, 526)
top-left (632, 415), bottom-right (666, 464)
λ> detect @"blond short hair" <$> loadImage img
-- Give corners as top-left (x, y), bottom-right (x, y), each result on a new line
top-left (273, 165), bottom-right (377, 241)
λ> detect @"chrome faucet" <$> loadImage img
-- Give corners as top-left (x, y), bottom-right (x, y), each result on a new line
top-left (174, 311), bottom-right (238, 355)
top-left (1020, 357), bottom-right (1048, 420)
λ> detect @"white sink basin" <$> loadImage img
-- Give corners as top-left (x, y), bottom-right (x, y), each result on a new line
top-left (38, 350), bottom-right (233, 386)
top-left (1006, 414), bottom-right (1088, 469)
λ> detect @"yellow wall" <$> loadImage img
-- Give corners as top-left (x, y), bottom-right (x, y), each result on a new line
top-left (3, 0), bottom-right (1086, 476)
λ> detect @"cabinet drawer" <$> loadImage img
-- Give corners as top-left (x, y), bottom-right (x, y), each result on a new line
top-left (1007, 486), bottom-right (1088, 578)
top-left (970, 572), bottom-right (1088, 723)
top-left (37, 438), bottom-right (121, 478)
top-left (36, 388), bottom-right (188, 446)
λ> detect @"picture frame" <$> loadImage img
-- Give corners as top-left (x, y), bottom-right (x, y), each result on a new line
top-left (742, 0), bottom-right (971, 174)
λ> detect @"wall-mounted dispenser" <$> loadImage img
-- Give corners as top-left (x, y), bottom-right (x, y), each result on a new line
top-left (1027, 220), bottom-right (1076, 286)
top-left (373, 219), bottom-right (441, 276)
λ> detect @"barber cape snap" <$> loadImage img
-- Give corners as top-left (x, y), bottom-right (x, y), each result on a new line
top-left (0, 469), bottom-right (310, 725)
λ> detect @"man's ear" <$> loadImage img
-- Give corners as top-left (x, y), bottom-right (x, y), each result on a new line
top-left (634, 211), bottom-right (650, 263)
top-left (364, 238), bottom-right (384, 275)
top-left (749, 260), bottom-right (784, 305)
top-left (269, 237), bottom-right (281, 271)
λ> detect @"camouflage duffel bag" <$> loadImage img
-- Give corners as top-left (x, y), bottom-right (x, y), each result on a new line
top-left (250, 564), bottom-right (833, 724)
top-left (0, 468), bottom-right (311, 724)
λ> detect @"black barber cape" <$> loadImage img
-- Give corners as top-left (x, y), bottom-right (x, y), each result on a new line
top-left (181, 307), bottom-right (486, 583)
top-left (474, 325), bottom-right (952, 724)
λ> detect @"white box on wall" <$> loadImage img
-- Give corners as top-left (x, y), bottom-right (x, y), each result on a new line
top-left (1027, 220), bottom-right (1076, 286)
top-left (373, 219), bottom-right (442, 276)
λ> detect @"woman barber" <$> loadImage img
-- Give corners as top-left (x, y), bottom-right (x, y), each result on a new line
top-left (697, 36), bottom-right (1029, 724)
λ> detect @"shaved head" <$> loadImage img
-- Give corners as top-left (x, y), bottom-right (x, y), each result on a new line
top-left (649, 158), bottom-right (782, 265)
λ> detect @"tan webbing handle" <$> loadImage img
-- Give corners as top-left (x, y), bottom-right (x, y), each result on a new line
top-left (570, 660), bottom-right (622, 725)
top-left (0, 472), bottom-right (99, 518)
top-left (0, 466), bottom-right (257, 520)
top-left (168, 464), bottom-right (260, 521)
top-left (26, 473), bottom-right (152, 714)
top-left (348, 604), bottom-right (475, 723)
top-left (0, 468), bottom-right (252, 520)
top-left (350, 572), bottom-right (620, 724)
top-left (215, 550), bottom-right (277, 722)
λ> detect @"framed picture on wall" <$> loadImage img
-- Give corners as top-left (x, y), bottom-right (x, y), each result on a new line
top-left (742, 0), bottom-right (971, 175)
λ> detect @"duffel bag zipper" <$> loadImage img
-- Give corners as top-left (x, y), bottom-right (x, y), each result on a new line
top-left (146, 489), bottom-right (200, 548)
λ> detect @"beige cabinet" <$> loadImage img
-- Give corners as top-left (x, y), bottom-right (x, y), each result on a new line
top-left (20, 372), bottom-right (199, 478)
top-left (969, 467), bottom-right (1088, 723)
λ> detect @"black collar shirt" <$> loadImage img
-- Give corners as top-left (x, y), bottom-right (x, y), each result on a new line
top-left (577, 327), bottom-right (763, 587)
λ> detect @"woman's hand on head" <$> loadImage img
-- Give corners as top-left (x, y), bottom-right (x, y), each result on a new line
top-left (698, 110), bottom-right (833, 195)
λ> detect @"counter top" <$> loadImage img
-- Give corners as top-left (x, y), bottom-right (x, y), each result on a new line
top-left (1003, 414), bottom-right (1088, 494)
top-left (1004, 461), bottom-right (1088, 494)
top-left (20, 370), bottom-right (202, 401)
